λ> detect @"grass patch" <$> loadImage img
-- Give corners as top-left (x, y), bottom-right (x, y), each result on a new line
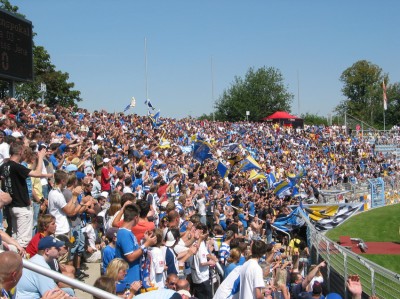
top-left (361, 254), bottom-right (400, 274)
top-left (322, 203), bottom-right (400, 298)
top-left (326, 203), bottom-right (400, 242)
top-left (326, 203), bottom-right (400, 272)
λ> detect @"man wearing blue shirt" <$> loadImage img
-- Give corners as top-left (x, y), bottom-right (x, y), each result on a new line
top-left (48, 143), bottom-right (65, 170)
top-left (115, 204), bottom-right (157, 285)
top-left (16, 236), bottom-right (74, 299)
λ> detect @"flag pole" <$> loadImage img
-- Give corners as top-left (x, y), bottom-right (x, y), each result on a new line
top-left (297, 70), bottom-right (300, 116)
top-left (211, 56), bottom-right (215, 122)
top-left (383, 80), bottom-right (387, 132)
top-left (144, 37), bottom-right (148, 101)
top-left (384, 110), bottom-right (386, 132)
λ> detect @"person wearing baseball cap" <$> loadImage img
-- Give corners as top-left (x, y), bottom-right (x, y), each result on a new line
top-left (102, 227), bottom-right (119, 274)
top-left (16, 236), bottom-right (75, 298)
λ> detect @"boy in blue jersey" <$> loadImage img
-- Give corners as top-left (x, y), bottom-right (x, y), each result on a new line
top-left (102, 227), bottom-right (118, 274)
top-left (115, 204), bottom-right (157, 285)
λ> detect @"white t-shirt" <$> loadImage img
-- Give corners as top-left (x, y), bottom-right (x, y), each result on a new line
top-left (106, 213), bottom-right (119, 232)
top-left (191, 241), bottom-right (209, 284)
top-left (149, 247), bottom-right (166, 289)
top-left (308, 276), bottom-right (324, 292)
top-left (0, 142), bottom-right (10, 165)
top-left (213, 265), bottom-right (242, 299)
top-left (239, 259), bottom-right (265, 299)
top-left (91, 178), bottom-right (101, 199)
top-left (123, 185), bottom-right (133, 194)
top-left (48, 188), bottom-right (70, 235)
top-left (40, 160), bottom-right (48, 186)
top-left (82, 224), bottom-right (97, 250)
top-left (197, 197), bottom-right (206, 216)
top-left (147, 193), bottom-right (159, 218)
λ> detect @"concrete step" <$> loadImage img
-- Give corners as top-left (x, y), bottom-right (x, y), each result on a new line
top-left (74, 262), bottom-right (102, 299)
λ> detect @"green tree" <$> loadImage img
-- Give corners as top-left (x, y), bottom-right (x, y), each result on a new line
top-left (336, 60), bottom-right (387, 127)
top-left (198, 113), bottom-right (214, 121)
top-left (0, 0), bottom-right (17, 13)
top-left (214, 66), bottom-right (293, 122)
top-left (0, 0), bottom-right (82, 107)
top-left (301, 112), bottom-right (328, 126)
top-left (16, 46), bottom-right (82, 107)
top-left (384, 82), bottom-right (400, 127)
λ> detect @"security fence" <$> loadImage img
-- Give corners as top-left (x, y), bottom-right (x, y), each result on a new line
top-left (321, 174), bottom-right (400, 206)
top-left (304, 211), bottom-right (400, 299)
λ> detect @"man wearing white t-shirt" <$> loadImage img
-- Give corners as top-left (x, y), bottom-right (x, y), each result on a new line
top-left (0, 131), bottom-right (9, 165)
top-left (239, 240), bottom-right (268, 299)
top-left (48, 170), bottom-right (89, 236)
top-left (213, 265), bottom-right (242, 299)
top-left (191, 223), bottom-right (217, 299)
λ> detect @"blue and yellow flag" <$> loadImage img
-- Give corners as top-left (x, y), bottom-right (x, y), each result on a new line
top-left (227, 155), bottom-right (242, 167)
top-left (217, 161), bottom-right (229, 178)
top-left (239, 155), bottom-right (262, 172)
top-left (159, 138), bottom-right (171, 148)
top-left (248, 170), bottom-right (266, 181)
top-left (149, 110), bottom-right (163, 128)
top-left (159, 129), bottom-right (171, 148)
top-left (274, 180), bottom-right (291, 198)
top-left (193, 140), bottom-right (213, 163)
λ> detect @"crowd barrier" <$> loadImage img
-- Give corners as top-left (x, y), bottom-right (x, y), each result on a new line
top-left (304, 181), bottom-right (400, 299)
top-left (22, 258), bottom-right (119, 299)
top-left (322, 175), bottom-right (400, 207)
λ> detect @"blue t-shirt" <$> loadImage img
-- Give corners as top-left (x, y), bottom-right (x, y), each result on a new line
top-left (238, 213), bottom-right (247, 229)
top-left (58, 143), bottom-right (67, 154)
top-left (49, 154), bottom-right (59, 169)
top-left (248, 202), bottom-right (255, 216)
top-left (115, 228), bottom-right (140, 284)
top-left (102, 245), bottom-right (116, 274)
top-left (224, 262), bottom-right (238, 279)
top-left (238, 255), bottom-right (246, 265)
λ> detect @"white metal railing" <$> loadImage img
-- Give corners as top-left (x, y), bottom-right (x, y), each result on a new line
top-left (303, 208), bottom-right (400, 299)
top-left (23, 259), bottom-right (120, 299)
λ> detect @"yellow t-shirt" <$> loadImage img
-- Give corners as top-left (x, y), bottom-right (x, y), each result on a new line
top-left (32, 177), bottom-right (43, 200)
top-left (289, 238), bottom-right (301, 254)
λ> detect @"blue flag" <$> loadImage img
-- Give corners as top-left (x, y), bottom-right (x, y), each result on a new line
top-left (239, 155), bottom-right (262, 172)
top-left (149, 110), bottom-right (162, 128)
top-left (266, 172), bottom-right (276, 189)
top-left (272, 207), bottom-right (305, 233)
top-left (193, 141), bottom-right (213, 163)
top-left (274, 180), bottom-right (292, 198)
top-left (217, 161), bottom-right (229, 178)
top-left (144, 99), bottom-right (155, 110)
top-left (123, 104), bottom-right (131, 112)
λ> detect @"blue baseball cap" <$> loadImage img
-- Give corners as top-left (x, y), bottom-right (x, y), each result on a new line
top-left (38, 236), bottom-right (65, 250)
top-left (65, 164), bottom-right (78, 172)
top-left (326, 293), bottom-right (343, 299)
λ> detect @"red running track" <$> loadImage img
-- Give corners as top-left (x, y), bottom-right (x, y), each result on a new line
top-left (351, 242), bottom-right (400, 255)
top-left (339, 236), bottom-right (400, 255)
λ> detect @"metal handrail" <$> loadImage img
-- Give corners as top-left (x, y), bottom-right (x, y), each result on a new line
top-left (22, 259), bottom-right (120, 299)
top-left (301, 206), bottom-right (400, 298)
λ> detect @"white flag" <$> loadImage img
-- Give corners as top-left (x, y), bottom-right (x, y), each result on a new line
top-left (130, 97), bottom-right (136, 107)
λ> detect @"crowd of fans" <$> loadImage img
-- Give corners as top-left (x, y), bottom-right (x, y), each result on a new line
top-left (0, 97), bottom-right (393, 299)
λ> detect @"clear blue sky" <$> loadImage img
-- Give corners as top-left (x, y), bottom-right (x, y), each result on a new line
top-left (11, 0), bottom-right (400, 119)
